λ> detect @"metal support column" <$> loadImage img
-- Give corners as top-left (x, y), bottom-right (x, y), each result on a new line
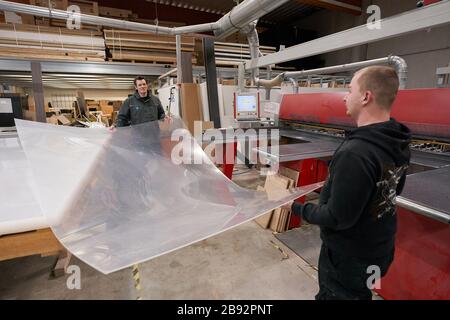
top-left (176, 35), bottom-right (182, 84)
top-left (202, 38), bottom-right (221, 128)
top-left (31, 61), bottom-right (45, 123)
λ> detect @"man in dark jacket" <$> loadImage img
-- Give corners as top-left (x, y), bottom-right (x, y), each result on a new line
top-left (285, 66), bottom-right (411, 299)
top-left (115, 76), bottom-right (166, 127)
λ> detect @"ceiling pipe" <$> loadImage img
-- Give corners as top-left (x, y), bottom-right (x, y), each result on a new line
top-left (0, 0), bottom-right (175, 34)
top-left (389, 55), bottom-right (408, 89)
top-left (287, 77), bottom-right (299, 94)
top-left (0, 0), bottom-right (288, 37)
top-left (239, 19), bottom-right (283, 96)
top-left (0, 0), bottom-right (288, 92)
top-left (283, 55), bottom-right (408, 89)
top-left (240, 20), bottom-right (261, 86)
top-left (213, 0), bottom-right (290, 39)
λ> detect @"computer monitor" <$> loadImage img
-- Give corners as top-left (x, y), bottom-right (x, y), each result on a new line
top-left (234, 92), bottom-right (260, 120)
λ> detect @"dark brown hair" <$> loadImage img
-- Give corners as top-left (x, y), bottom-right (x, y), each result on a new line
top-left (134, 76), bottom-right (147, 86)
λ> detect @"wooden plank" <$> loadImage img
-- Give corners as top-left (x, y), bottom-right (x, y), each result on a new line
top-left (254, 186), bottom-right (273, 229)
top-left (105, 41), bottom-right (194, 52)
top-left (269, 207), bottom-right (282, 232)
top-left (35, 18), bottom-right (102, 32)
top-left (69, 0), bottom-right (99, 16)
top-left (263, 174), bottom-right (294, 232)
top-left (0, 50), bottom-right (104, 61)
top-left (0, 43), bottom-right (104, 53)
top-left (0, 46), bottom-right (104, 57)
top-left (110, 50), bottom-right (196, 64)
top-left (0, 22), bottom-right (102, 36)
top-left (0, 30), bottom-right (104, 48)
top-left (0, 228), bottom-right (64, 261)
top-left (180, 83), bottom-right (202, 134)
top-left (52, 251), bottom-right (72, 277)
top-left (30, 0), bottom-right (68, 10)
top-left (103, 30), bottom-right (196, 44)
top-left (99, 6), bottom-right (132, 18)
top-left (279, 166), bottom-right (300, 187)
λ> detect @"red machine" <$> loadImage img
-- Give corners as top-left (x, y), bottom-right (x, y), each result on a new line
top-left (423, 0), bottom-right (442, 5)
top-left (277, 88), bottom-right (450, 300)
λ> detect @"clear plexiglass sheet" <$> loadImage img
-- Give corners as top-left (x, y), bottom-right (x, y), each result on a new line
top-left (0, 136), bottom-right (47, 235)
top-left (16, 118), bottom-right (322, 274)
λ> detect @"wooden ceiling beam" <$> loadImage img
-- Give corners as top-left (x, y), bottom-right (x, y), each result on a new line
top-left (297, 0), bottom-right (362, 15)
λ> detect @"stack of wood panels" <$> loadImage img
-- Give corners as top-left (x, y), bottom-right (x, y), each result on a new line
top-left (0, 23), bottom-right (105, 61)
top-left (99, 6), bottom-right (133, 19)
top-left (254, 167), bottom-right (300, 233)
top-left (34, 0), bottom-right (101, 32)
top-left (214, 41), bottom-right (276, 67)
top-left (104, 29), bottom-right (196, 64)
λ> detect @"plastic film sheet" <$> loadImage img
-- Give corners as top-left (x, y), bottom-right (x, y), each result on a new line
top-left (0, 136), bottom-right (47, 235)
top-left (15, 118), bottom-right (322, 274)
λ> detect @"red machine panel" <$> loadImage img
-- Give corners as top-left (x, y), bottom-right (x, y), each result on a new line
top-left (279, 92), bottom-right (350, 126)
top-left (279, 88), bottom-right (450, 137)
top-left (376, 207), bottom-right (450, 300)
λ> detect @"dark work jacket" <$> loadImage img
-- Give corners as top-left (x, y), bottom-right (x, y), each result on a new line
top-left (292, 118), bottom-right (411, 258)
top-left (116, 91), bottom-right (165, 127)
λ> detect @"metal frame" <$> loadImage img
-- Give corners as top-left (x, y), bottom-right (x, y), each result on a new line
top-left (0, 58), bottom-right (170, 75)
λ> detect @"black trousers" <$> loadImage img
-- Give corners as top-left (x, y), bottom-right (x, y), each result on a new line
top-left (316, 244), bottom-right (394, 300)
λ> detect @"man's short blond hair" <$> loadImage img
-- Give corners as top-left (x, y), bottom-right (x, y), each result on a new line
top-left (356, 66), bottom-right (400, 109)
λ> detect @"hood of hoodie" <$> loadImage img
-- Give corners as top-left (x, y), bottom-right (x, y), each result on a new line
top-left (348, 118), bottom-right (411, 166)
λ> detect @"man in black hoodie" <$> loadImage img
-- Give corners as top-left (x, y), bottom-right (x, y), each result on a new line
top-left (116, 76), bottom-right (166, 127)
top-left (285, 66), bottom-right (411, 299)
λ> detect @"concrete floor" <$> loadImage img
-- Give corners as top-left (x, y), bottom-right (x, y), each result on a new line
top-left (0, 166), bottom-right (321, 300)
